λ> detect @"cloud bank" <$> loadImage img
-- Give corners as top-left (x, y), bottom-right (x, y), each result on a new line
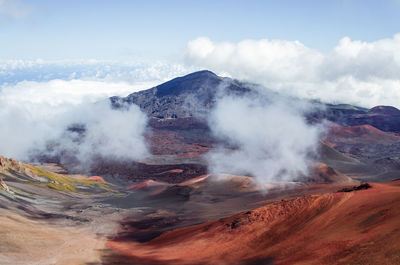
top-left (0, 59), bottom-right (190, 84)
top-left (0, 94), bottom-right (149, 171)
top-left (44, 101), bottom-right (149, 170)
top-left (207, 94), bottom-right (322, 186)
top-left (0, 60), bottom-right (191, 170)
top-left (185, 35), bottom-right (400, 108)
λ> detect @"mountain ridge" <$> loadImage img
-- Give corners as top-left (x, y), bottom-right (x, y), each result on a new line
top-left (111, 70), bottom-right (400, 133)
top-left (110, 70), bottom-right (252, 120)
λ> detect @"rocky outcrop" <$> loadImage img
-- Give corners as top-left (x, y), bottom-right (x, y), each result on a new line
top-left (0, 177), bottom-right (9, 192)
top-left (0, 155), bottom-right (38, 180)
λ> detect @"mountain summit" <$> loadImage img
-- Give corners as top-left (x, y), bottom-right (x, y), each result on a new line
top-left (111, 70), bottom-right (251, 119)
top-left (111, 70), bottom-right (400, 133)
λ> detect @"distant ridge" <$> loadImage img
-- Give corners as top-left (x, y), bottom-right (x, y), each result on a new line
top-left (111, 70), bottom-right (251, 120)
top-left (110, 70), bottom-right (400, 133)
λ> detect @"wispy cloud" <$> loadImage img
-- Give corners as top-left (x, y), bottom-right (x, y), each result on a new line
top-left (0, 60), bottom-right (193, 168)
top-left (207, 92), bottom-right (322, 187)
top-left (0, 78), bottom-right (152, 170)
top-left (0, 0), bottom-right (31, 19)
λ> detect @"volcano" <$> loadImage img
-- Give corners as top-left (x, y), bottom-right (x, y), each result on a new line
top-left (2, 71), bottom-right (400, 265)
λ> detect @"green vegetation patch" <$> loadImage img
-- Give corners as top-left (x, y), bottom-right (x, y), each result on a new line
top-left (23, 164), bottom-right (116, 194)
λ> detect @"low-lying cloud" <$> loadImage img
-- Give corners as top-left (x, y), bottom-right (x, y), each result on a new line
top-left (185, 35), bottom-right (400, 108)
top-left (44, 101), bottom-right (149, 171)
top-left (207, 94), bottom-right (322, 186)
top-left (0, 59), bottom-right (190, 84)
top-left (0, 90), bottom-right (149, 171)
top-left (0, 61), bottom-right (187, 170)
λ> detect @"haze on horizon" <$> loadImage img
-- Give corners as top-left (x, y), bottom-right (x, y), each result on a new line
top-left (2, 0), bottom-right (400, 109)
top-left (2, 0), bottom-right (400, 60)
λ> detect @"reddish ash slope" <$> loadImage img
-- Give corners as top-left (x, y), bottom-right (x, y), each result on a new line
top-left (308, 163), bottom-right (358, 185)
top-left (326, 124), bottom-right (400, 145)
top-left (108, 181), bottom-right (400, 265)
top-left (87, 176), bottom-right (105, 182)
top-left (127, 180), bottom-right (168, 191)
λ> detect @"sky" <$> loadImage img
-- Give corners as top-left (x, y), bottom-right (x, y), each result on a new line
top-left (1, 0), bottom-right (400, 109)
top-left (1, 0), bottom-right (400, 61)
top-left (2, 0), bottom-right (400, 170)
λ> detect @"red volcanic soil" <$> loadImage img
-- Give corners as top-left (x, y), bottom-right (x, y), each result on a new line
top-left (146, 129), bottom-right (211, 157)
top-left (127, 180), bottom-right (167, 191)
top-left (308, 163), bottom-right (358, 185)
top-left (178, 174), bottom-right (210, 186)
top-left (326, 124), bottom-right (400, 144)
top-left (87, 176), bottom-right (105, 182)
top-left (168, 169), bottom-right (184, 173)
top-left (108, 181), bottom-right (400, 265)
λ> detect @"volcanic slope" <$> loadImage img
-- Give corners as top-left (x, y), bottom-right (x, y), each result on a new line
top-left (106, 71), bottom-right (400, 177)
top-left (111, 71), bottom-right (400, 136)
top-left (110, 70), bottom-right (252, 120)
top-left (107, 180), bottom-right (400, 265)
top-left (0, 156), bottom-right (122, 265)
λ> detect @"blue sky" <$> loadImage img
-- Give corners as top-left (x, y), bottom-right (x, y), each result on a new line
top-left (3, 0), bottom-right (400, 161)
top-left (2, 0), bottom-right (400, 110)
top-left (2, 0), bottom-right (400, 60)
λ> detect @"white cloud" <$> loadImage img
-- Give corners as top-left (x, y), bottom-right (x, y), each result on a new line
top-left (0, 0), bottom-right (31, 19)
top-left (0, 59), bottom-right (191, 84)
top-left (186, 37), bottom-right (323, 83)
top-left (0, 78), bottom-right (152, 168)
top-left (184, 35), bottom-right (400, 108)
top-left (51, 101), bottom-right (149, 171)
top-left (1, 79), bottom-right (156, 107)
top-left (207, 94), bottom-right (322, 186)
top-left (0, 60), bottom-right (192, 168)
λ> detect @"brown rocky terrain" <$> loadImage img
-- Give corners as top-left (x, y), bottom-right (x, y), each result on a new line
top-left (3, 71), bottom-right (400, 264)
top-left (107, 180), bottom-right (400, 265)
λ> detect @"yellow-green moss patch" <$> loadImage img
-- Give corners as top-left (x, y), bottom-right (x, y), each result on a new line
top-left (23, 164), bottom-right (115, 194)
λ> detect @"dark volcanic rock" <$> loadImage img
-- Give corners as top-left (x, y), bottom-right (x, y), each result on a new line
top-left (111, 70), bottom-right (252, 120)
top-left (337, 183), bottom-right (372, 192)
top-left (312, 104), bottom-right (400, 133)
top-left (90, 159), bottom-right (207, 184)
top-left (111, 70), bottom-right (400, 133)
top-left (150, 185), bottom-right (193, 202)
top-left (368, 105), bottom-right (400, 115)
